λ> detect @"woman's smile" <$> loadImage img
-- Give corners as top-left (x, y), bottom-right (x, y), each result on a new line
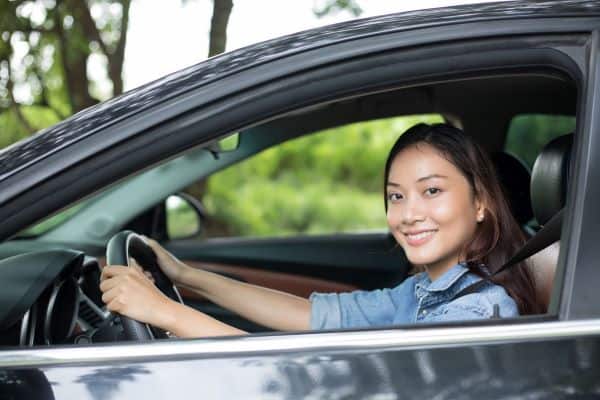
top-left (403, 229), bottom-right (437, 246)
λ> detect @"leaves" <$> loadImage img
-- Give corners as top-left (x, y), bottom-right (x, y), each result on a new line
top-left (0, 0), bottom-right (132, 142)
top-left (202, 115), bottom-right (444, 237)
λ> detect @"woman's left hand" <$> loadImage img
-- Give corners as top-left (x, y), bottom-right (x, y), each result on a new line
top-left (100, 260), bottom-right (175, 330)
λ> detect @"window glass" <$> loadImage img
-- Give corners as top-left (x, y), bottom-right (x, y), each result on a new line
top-left (18, 203), bottom-right (87, 237)
top-left (504, 114), bottom-right (576, 168)
top-left (196, 114), bottom-right (444, 238)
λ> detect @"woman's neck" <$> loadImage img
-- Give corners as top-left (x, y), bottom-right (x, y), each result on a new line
top-left (424, 259), bottom-right (460, 281)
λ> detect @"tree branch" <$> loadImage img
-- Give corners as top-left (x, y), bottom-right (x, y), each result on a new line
top-left (4, 52), bottom-right (34, 134)
top-left (53, 6), bottom-right (75, 113)
top-left (73, 0), bottom-right (110, 57)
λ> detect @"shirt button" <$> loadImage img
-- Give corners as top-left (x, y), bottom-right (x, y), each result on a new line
top-left (421, 310), bottom-right (428, 315)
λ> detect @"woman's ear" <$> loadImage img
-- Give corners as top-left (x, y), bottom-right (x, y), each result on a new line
top-left (475, 197), bottom-right (486, 223)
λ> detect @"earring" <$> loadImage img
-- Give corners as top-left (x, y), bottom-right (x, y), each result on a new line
top-left (477, 211), bottom-right (484, 222)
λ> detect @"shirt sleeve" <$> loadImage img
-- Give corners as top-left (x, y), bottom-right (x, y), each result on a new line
top-left (309, 288), bottom-right (398, 330)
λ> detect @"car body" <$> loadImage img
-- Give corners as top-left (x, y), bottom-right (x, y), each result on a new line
top-left (1, 1), bottom-right (600, 398)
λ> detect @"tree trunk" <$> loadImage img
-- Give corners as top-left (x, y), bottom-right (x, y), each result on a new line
top-left (60, 0), bottom-right (96, 112)
top-left (108, 0), bottom-right (131, 95)
top-left (208, 0), bottom-right (233, 57)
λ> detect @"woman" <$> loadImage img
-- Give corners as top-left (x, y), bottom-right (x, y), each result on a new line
top-left (100, 123), bottom-right (541, 337)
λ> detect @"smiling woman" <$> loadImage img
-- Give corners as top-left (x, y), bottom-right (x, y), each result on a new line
top-left (99, 123), bottom-right (540, 336)
top-left (383, 124), bottom-right (541, 314)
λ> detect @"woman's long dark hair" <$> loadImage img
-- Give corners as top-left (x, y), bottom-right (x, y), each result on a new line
top-left (384, 123), bottom-right (543, 315)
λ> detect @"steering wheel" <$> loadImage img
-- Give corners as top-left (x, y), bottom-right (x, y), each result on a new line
top-left (106, 231), bottom-right (184, 340)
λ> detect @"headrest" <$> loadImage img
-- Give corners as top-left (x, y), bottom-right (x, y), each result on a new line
top-left (491, 152), bottom-right (533, 226)
top-left (530, 134), bottom-right (573, 225)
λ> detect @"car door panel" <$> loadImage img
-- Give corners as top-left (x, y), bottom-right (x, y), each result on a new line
top-left (165, 232), bottom-right (409, 290)
top-left (2, 325), bottom-right (599, 399)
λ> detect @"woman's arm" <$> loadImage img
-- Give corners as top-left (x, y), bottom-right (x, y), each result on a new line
top-left (144, 237), bottom-right (311, 332)
top-left (176, 265), bottom-right (311, 332)
top-left (100, 238), bottom-right (312, 337)
top-left (100, 265), bottom-right (246, 337)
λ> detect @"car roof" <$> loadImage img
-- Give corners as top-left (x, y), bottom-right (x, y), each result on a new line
top-left (0, 0), bottom-right (597, 183)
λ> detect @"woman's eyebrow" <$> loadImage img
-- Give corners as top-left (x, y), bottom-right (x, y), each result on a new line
top-left (417, 174), bottom-right (448, 182)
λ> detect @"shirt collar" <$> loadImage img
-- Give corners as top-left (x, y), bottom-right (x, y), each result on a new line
top-left (414, 263), bottom-right (480, 304)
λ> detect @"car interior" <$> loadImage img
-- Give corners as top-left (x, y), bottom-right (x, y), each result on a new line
top-left (0, 70), bottom-right (577, 345)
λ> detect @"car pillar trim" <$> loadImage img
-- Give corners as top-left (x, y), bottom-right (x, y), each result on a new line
top-left (1, 319), bottom-right (600, 367)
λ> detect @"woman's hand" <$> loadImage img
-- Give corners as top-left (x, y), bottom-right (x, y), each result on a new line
top-left (100, 260), bottom-right (176, 329)
top-left (142, 236), bottom-right (190, 285)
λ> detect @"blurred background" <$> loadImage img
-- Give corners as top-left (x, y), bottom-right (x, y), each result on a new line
top-left (3, 0), bottom-right (574, 239)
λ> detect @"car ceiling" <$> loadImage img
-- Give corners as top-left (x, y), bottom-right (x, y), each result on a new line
top-left (245, 73), bottom-right (576, 153)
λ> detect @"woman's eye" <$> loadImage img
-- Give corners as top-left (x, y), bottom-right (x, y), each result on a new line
top-left (425, 187), bottom-right (441, 196)
top-left (387, 193), bottom-right (403, 202)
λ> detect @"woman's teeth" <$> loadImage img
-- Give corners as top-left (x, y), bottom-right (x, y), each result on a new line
top-left (406, 231), bottom-right (435, 240)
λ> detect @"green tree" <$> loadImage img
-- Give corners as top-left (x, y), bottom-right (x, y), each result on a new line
top-left (1, 0), bottom-right (234, 147)
top-left (0, 0), bottom-right (132, 144)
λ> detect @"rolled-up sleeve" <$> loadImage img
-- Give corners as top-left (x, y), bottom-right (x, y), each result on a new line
top-left (310, 289), bottom-right (397, 330)
top-left (309, 292), bottom-right (342, 330)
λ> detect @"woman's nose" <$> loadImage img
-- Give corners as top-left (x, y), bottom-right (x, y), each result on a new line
top-left (400, 196), bottom-right (425, 225)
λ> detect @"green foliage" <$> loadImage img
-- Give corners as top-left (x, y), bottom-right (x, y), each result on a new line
top-left (1, 0), bottom-right (131, 145)
top-left (0, 105), bottom-right (61, 148)
top-left (504, 114), bottom-right (576, 168)
top-left (202, 115), bottom-right (444, 237)
top-left (167, 202), bottom-right (201, 239)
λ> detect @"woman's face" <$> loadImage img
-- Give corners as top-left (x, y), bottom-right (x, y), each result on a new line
top-left (386, 143), bottom-right (484, 278)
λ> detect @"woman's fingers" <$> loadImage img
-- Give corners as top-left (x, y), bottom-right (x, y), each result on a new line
top-left (100, 265), bottom-right (129, 281)
top-left (99, 275), bottom-right (121, 292)
top-left (101, 264), bottom-right (154, 290)
top-left (129, 258), bottom-right (156, 283)
top-left (99, 264), bottom-right (172, 327)
top-left (101, 286), bottom-right (121, 308)
top-left (140, 236), bottom-right (185, 283)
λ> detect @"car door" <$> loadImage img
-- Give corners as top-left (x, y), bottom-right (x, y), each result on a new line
top-left (1, 6), bottom-right (600, 400)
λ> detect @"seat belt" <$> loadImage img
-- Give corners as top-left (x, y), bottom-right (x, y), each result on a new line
top-left (452, 208), bottom-right (564, 301)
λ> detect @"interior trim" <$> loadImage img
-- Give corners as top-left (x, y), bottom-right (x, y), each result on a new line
top-left (180, 261), bottom-right (358, 299)
top-left (1, 319), bottom-right (599, 368)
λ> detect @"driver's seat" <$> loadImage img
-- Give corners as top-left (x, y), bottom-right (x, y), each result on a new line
top-left (528, 133), bottom-right (573, 311)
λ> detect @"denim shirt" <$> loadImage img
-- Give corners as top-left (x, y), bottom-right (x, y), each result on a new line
top-left (310, 263), bottom-right (518, 330)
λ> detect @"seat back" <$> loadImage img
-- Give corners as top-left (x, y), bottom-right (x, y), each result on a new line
top-left (528, 134), bottom-right (573, 310)
top-left (492, 151), bottom-right (533, 229)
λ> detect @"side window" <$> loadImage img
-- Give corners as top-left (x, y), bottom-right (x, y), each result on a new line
top-left (192, 114), bottom-right (444, 239)
top-left (504, 114), bottom-right (576, 168)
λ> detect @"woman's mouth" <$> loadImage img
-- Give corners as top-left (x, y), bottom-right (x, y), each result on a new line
top-left (404, 230), bottom-right (437, 246)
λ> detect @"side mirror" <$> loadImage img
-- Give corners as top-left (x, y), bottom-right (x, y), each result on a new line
top-left (165, 193), bottom-right (207, 240)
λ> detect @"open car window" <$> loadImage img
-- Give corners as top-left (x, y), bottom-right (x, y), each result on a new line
top-left (504, 114), bottom-right (576, 169)
top-left (192, 114), bottom-right (444, 239)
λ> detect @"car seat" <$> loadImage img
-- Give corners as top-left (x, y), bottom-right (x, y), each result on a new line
top-left (492, 152), bottom-right (534, 234)
top-left (528, 133), bottom-right (573, 311)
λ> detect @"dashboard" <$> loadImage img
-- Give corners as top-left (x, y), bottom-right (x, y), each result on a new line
top-left (0, 251), bottom-right (121, 346)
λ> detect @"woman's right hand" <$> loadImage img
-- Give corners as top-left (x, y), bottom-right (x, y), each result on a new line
top-left (142, 236), bottom-right (190, 285)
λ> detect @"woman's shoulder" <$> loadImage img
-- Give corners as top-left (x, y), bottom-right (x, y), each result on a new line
top-left (447, 279), bottom-right (519, 319)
